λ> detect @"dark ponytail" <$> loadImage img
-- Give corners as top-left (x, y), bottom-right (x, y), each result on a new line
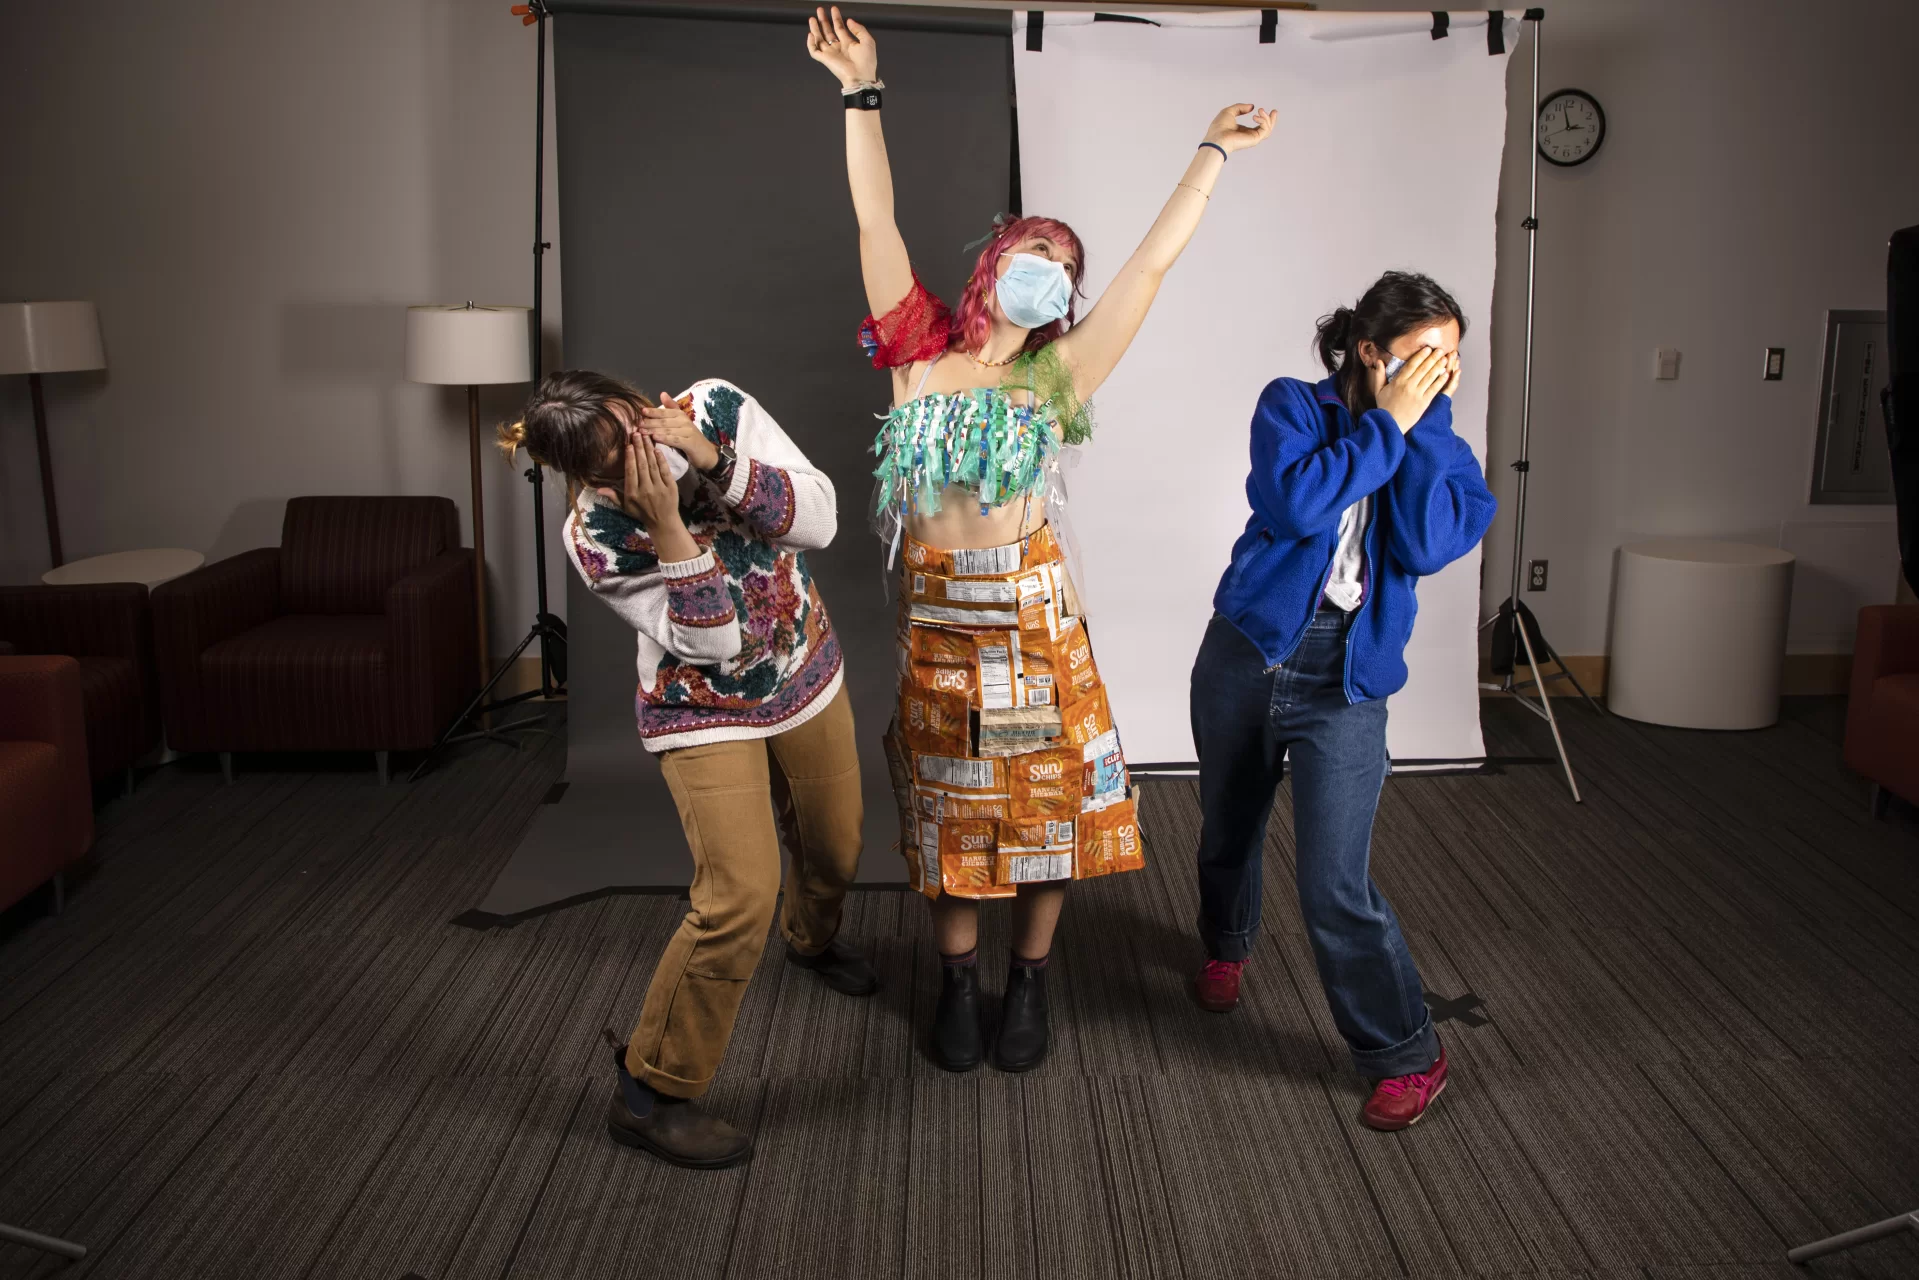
top-left (1313, 271), bottom-right (1468, 411)
top-left (1314, 306), bottom-right (1357, 379)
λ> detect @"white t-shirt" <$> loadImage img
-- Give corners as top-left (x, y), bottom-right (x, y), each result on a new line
top-left (1323, 495), bottom-right (1370, 612)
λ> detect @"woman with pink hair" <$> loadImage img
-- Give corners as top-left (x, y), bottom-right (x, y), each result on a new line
top-left (809, 5), bottom-right (1272, 1072)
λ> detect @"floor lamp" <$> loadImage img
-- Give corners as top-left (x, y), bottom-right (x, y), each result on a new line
top-left (0, 301), bottom-right (106, 569)
top-left (405, 303), bottom-right (544, 743)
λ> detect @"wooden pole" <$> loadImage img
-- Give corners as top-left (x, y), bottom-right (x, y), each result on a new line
top-left (468, 384), bottom-right (491, 690)
top-left (30, 373), bottom-right (64, 568)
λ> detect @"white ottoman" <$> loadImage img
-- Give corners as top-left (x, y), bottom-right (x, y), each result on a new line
top-left (1609, 539), bottom-right (1795, 730)
top-left (43, 548), bottom-right (204, 589)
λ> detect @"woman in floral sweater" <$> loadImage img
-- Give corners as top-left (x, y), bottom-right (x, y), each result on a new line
top-left (502, 370), bottom-right (870, 1170)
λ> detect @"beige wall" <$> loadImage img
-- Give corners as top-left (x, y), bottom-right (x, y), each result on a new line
top-left (0, 0), bottom-right (566, 659)
top-left (3, 0), bottom-right (1913, 666)
top-left (1448, 0), bottom-right (1912, 656)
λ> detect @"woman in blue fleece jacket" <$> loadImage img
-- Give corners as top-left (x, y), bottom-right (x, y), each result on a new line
top-left (1189, 271), bottom-right (1496, 1131)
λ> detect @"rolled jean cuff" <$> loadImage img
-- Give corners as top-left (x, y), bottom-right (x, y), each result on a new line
top-left (1348, 1011), bottom-right (1440, 1080)
top-left (1199, 919), bottom-right (1258, 964)
top-left (627, 1048), bottom-right (712, 1101)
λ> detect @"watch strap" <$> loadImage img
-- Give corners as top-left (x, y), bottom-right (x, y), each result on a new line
top-left (843, 86), bottom-right (883, 111)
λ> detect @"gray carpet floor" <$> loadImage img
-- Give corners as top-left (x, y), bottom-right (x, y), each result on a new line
top-left (2, 696), bottom-right (1917, 1279)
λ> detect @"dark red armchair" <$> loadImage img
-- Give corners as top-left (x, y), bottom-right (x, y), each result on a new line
top-left (0, 583), bottom-right (160, 793)
top-left (1844, 604), bottom-right (1919, 817)
top-left (0, 655), bottom-right (93, 914)
top-left (151, 496), bottom-right (479, 783)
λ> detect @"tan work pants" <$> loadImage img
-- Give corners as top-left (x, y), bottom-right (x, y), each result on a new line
top-left (625, 686), bottom-right (864, 1097)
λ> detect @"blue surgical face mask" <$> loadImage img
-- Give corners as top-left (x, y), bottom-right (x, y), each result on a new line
top-left (995, 252), bottom-right (1073, 329)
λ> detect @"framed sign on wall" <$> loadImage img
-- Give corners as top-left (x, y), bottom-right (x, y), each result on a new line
top-left (1811, 309), bottom-right (1895, 504)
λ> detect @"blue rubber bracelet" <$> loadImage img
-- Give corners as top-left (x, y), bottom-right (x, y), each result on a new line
top-left (1198, 141), bottom-right (1228, 161)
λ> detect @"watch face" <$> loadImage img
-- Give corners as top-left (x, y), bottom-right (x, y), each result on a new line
top-left (858, 89), bottom-right (881, 108)
top-left (1539, 90), bottom-right (1604, 166)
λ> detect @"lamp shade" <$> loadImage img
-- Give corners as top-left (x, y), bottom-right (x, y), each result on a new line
top-left (0, 301), bottom-right (106, 375)
top-left (405, 304), bottom-right (532, 385)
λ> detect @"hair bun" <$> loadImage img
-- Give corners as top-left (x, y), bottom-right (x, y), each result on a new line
top-left (495, 418), bottom-right (528, 463)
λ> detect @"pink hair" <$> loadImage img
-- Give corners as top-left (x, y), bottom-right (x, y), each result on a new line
top-left (949, 215), bottom-right (1087, 357)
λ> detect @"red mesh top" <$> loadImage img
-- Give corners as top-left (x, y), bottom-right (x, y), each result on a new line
top-left (858, 274), bottom-right (953, 370)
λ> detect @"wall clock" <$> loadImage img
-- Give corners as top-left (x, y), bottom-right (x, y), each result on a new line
top-left (1539, 88), bottom-right (1605, 166)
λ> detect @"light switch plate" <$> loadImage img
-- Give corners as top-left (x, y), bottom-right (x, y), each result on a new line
top-left (1764, 347), bottom-right (1785, 380)
top-left (1655, 347), bottom-right (1681, 380)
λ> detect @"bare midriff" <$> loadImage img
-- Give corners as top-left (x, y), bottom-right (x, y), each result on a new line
top-left (904, 489), bottom-right (1047, 551)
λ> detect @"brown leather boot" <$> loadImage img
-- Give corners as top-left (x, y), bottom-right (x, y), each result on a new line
top-left (602, 1031), bottom-right (753, 1169)
top-left (605, 1086), bottom-right (754, 1169)
top-left (785, 936), bottom-right (880, 996)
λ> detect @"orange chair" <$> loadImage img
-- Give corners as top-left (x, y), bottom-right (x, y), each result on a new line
top-left (0, 655), bottom-right (94, 913)
top-left (1844, 604), bottom-right (1919, 817)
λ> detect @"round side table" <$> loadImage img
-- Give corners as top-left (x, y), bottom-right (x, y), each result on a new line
top-left (42, 548), bottom-right (204, 589)
top-left (1609, 539), bottom-right (1795, 730)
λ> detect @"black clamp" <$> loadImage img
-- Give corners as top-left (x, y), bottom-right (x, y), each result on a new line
top-left (1521, 216), bottom-right (1539, 230)
top-left (1026, 10), bottom-right (1043, 51)
top-left (1511, 460), bottom-right (1530, 473)
top-left (1430, 12), bottom-right (1449, 40)
top-left (1487, 9), bottom-right (1506, 54)
top-left (1260, 9), bottom-right (1277, 43)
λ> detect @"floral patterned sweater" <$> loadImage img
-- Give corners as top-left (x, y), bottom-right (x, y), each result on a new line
top-left (564, 378), bottom-right (843, 752)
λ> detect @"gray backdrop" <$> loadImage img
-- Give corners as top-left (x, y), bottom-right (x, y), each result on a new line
top-left (482, 5), bottom-right (1011, 912)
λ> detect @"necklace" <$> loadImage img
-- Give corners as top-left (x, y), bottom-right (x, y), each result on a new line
top-left (970, 346), bottom-right (1023, 369)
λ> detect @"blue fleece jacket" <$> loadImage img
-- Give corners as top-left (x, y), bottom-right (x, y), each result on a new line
top-left (1211, 376), bottom-right (1497, 703)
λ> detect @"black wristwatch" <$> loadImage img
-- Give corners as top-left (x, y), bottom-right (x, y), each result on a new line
top-left (704, 443), bottom-right (737, 488)
top-left (843, 85), bottom-right (882, 111)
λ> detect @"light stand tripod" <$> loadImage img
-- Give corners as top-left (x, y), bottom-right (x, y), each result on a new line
top-left (1477, 9), bottom-right (1592, 803)
top-left (410, 0), bottom-right (566, 781)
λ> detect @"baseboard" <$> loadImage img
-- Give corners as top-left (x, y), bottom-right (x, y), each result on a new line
top-left (1479, 653), bottom-right (1852, 698)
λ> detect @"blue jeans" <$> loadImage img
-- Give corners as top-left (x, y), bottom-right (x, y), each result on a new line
top-left (1190, 609), bottom-right (1439, 1079)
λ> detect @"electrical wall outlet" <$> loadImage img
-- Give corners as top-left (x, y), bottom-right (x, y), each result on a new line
top-left (1763, 347), bottom-right (1785, 380)
top-left (1527, 559), bottom-right (1549, 591)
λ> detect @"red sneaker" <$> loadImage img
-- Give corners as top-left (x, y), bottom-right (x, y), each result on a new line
top-left (1361, 1046), bottom-right (1449, 1131)
top-left (1194, 959), bottom-right (1246, 1012)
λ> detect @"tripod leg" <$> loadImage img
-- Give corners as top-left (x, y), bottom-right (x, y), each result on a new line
top-left (408, 627), bottom-right (541, 783)
top-left (0, 1222), bottom-right (87, 1260)
top-left (1519, 621), bottom-right (1582, 803)
top-left (1786, 1210), bottom-right (1918, 1264)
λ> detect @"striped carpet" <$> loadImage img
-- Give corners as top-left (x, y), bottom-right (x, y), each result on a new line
top-left (1, 697), bottom-right (1916, 1279)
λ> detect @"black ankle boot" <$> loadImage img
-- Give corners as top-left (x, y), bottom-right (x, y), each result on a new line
top-left (994, 961), bottom-right (1050, 1073)
top-left (930, 961), bottom-right (983, 1072)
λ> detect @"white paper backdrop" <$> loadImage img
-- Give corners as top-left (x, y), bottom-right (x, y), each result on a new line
top-left (1014, 9), bottom-right (1516, 765)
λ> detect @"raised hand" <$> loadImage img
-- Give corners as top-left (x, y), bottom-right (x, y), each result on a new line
top-left (806, 5), bottom-right (877, 88)
top-left (599, 422), bottom-right (682, 532)
top-left (639, 392), bottom-right (719, 472)
top-left (1204, 103), bottom-right (1276, 156)
top-left (1370, 347), bottom-right (1456, 433)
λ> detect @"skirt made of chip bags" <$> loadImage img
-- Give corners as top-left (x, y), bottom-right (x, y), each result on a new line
top-left (882, 524), bottom-right (1145, 900)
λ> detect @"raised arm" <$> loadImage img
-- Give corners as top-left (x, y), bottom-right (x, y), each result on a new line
top-left (1056, 104), bottom-right (1274, 403)
top-left (808, 8), bottom-right (912, 318)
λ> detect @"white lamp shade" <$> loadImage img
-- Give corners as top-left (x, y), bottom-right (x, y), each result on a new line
top-left (0, 301), bottom-right (106, 375)
top-left (405, 305), bottom-right (533, 385)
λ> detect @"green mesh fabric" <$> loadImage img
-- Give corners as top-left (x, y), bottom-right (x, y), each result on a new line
top-left (1003, 343), bottom-right (1093, 445)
